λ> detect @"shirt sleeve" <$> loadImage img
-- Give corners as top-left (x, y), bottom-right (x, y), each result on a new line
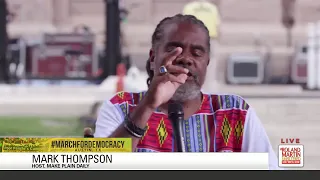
top-left (94, 100), bottom-right (124, 137)
top-left (242, 107), bottom-right (281, 170)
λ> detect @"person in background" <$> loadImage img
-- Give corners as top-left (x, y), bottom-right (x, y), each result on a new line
top-left (94, 14), bottom-right (279, 170)
top-left (183, 0), bottom-right (220, 58)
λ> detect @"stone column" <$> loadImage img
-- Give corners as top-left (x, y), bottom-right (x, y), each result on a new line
top-left (52, 0), bottom-right (70, 29)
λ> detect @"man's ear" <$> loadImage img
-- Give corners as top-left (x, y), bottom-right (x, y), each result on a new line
top-left (149, 49), bottom-right (155, 70)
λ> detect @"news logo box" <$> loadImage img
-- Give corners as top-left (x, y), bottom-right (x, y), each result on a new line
top-left (278, 138), bottom-right (304, 168)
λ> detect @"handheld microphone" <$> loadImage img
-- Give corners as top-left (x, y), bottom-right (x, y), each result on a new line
top-left (168, 102), bottom-right (184, 152)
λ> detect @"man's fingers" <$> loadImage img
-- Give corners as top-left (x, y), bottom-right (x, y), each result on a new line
top-left (176, 73), bottom-right (188, 83)
top-left (166, 65), bottom-right (189, 75)
top-left (163, 47), bottom-right (183, 66)
top-left (164, 73), bottom-right (188, 84)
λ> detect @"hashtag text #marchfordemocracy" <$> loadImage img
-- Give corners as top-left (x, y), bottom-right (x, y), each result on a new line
top-left (94, 14), bottom-right (281, 170)
top-left (51, 140), bottom-right (125, 149)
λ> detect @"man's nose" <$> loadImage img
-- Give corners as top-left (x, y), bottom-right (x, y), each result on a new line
top-left (174, 56), bottom-right (193, 67)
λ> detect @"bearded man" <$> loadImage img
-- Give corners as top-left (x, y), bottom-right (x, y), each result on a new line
top-left (94, 14), bottom-right (279, 170)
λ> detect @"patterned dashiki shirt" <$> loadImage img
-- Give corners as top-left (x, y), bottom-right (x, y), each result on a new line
top-left (94, 91), bottom-right (279, 169)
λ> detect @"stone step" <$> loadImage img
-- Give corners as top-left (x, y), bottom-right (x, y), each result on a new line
top-left (122, 23), bottom-right (308, 47)
top-left (221, 23), bottom-right (306, 34)
top-left (265, 125), bottom-right (319, 140)
top-left (219, 23), bottom-right (307, 46)
top-left (127, 44), bottom-right (293, 56)
top-left (220, 0), bottom-right (280, 23)
top-left (49, 22), bottom-right (309, 50)
top-left (219, 31), bottom-right (306, 47)
top-left (261, 101), bottom-right (320, 116)
top-left (0, 103), bottom-right (93, 117)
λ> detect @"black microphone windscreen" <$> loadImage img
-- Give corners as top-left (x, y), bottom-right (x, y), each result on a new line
top-left (168, 101), bottom-right (184, 152)
top-left (168, 102), bottom-right (184, 122)
top-left (168, 102), bottom-right (183, 115)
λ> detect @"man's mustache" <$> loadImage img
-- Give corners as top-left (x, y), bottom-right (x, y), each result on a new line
top-left (189, 71), bottom-right (201, 86)
top-left (175, 64), bottom-right (200, 84)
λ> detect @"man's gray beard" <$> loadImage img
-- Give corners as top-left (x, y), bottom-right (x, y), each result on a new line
top-left (171, 81), bottom-right (201, 102)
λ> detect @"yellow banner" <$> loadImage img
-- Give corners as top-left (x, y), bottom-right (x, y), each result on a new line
top-left (0, 138), bottom-right (132, 152)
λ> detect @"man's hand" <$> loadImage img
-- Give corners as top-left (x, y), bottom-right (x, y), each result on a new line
top-left (144, 47), bottom-right (189, 109)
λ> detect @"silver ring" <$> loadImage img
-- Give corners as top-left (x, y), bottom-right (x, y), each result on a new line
top-left (159, 66), bottom-right (168, 75)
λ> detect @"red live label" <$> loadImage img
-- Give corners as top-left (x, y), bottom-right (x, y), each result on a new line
top-left (281, 138), bottom-right (300, 144)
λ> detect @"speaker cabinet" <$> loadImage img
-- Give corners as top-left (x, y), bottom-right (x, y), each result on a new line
top-left (291, 52), bottom-right (307, 84)
top-left (227, 53), bottom-right (264, 84)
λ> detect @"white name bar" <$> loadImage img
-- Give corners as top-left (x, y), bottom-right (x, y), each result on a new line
top-left (0, 153), bottom-right (269, 170)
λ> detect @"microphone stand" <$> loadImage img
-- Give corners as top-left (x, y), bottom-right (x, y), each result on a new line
top-left (168, 102), bottom-right (185, 152)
